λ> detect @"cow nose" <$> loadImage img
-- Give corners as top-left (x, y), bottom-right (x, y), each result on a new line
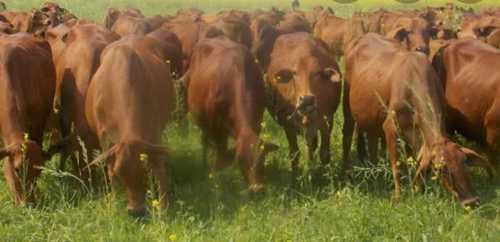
top-left (461, 196), bottom-right (480, 209)
top-left (415, 47), bottom-right (430, 55)
top-left (298, 95), bottom-right (316, 108)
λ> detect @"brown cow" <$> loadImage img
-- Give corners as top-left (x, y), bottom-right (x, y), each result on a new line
top-left (313, 14), bottom-right (348, 56)
top-left (0, 34), bottom-right (55, 205)
top-left (381, 15), bottom-right (435, 55)
top-left (0, 10), bottom-right (52, 35)
top-left (86, 35), bottom-right (175, 217)
top-left (147, 27), bottom-right (184, 78)
top-left (53, 24), bottom-right (118, 177)
top-left (432, 38), bottom-right (500, 173)
top-left (104, 8), bottom-right (153, 36)
top-left (186, 36), bottom-right (277, 192)
top-left (209, 10), bottom-right (252, 48)
top-left (266, 32), bottom-right (341, 182)
top-left (343, 33), bottom-right (488, 207)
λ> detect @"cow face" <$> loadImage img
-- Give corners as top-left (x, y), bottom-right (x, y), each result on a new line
top-left (271, 59), bottom-right (341, 126)
top-left (390, 18), bottom-right (432, 55)
top-left (0, 141), bottom-right (47, 206)
top-left (419, 142), bottom-right (490, 208)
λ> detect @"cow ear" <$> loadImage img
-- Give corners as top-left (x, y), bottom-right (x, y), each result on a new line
top-left (274, 69), bottom-right (295, 83)
top-left (322, 68), bottom-right (341, 83)
top-left (460, 147), bottom-right (496, 176)
top-left (105, 8), bottom-right (120, 30)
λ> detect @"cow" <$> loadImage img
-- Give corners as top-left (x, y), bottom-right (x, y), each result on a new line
top-left (0, 10), bottom-right (53, 35)
top-left (147, 27), bottom-right (184, 78)
top-left (85, 35), bottom-right (175, 217)
top-left (52, 24), bottom-right (118, 177)
top-left (0, 34), bottom-right (56, 205)
top-left (266, 32), bottom-right (342, 183)
top-left (343, 33), bottom-right (489, 208)
top-left (432, 38), bottom-right (500, 174)
top-left (104, 7), bottom-right (153, 36)
top-left (209, 10), bottom-right (252, 48)
top-left (313, 14), bottom-right (348, 57)
top-left (0, 20), bottom-right (13, 34)
top-left (163, 20), bottom-right (222, 71)
top-left (186, 36), bottom-right (277, 192)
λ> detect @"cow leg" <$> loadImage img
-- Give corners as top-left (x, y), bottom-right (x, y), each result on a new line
top-left (284, 125), bottom-right (300, 187)
top-left (383, 117), bottom-right (401, 201)
top-left (357, 129), bottom-right (367, 164)
top-left (3, 158), bottom-right (23, 205)
top-left (342, 82), bottom-right (355, 176)
top-left (319, 118), bottom-right (332, 166)
top-left (201, 132), bottom-right (209, 171)
top-left (485, 106), bottom-right (500, 173)
top-left (215, 135), bottom-right (232, 170)
top-left (151, 154), bottom-right (169, 210)
top-left (367, 132), bottom-right (379, 165)
top-left (305, 126), bottom-right (318, 162)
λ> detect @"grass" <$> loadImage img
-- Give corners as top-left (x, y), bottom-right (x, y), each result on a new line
top-left (1, 1), bottom-right (500, 241)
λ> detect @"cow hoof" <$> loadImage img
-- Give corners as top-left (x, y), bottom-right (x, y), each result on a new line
top-left (461, 197), bottom-right (480, 209)
top-left (128, 207), bottom-right (148, 218)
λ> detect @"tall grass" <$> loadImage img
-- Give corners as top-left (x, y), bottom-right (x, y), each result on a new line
top-left (0, 0), bottom-right (499, 241)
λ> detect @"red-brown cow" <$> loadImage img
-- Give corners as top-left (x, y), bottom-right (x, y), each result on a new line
top-left (0, 34), bottom-right (55, 205)
top-left (343, 33), bottom-right (488, 207)
top-left (53, 24), bottom-right (118, 177)
top-left (186, 36), bottom-right (277, 192)
top-left (266, 32), bottom-right (342, 183)
top-left (86, 35), bottom-right (175, 217)
top-left (432, 38), bottom-right (500, 173)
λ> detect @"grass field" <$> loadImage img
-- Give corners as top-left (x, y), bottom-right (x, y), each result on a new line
top-left (1, 0), bottom-right (500, 241)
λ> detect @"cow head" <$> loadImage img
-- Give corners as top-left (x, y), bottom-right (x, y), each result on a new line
top-left (89, 140), bottom-right (169, 217)
top-left (389, 17), bottom-right (433, 55)
top-left (416, 141), bottom-right (492, 208)
top-left (0, 140), bottom-right (48, 206)
top-left (270, 59), bottom-right (341, 129)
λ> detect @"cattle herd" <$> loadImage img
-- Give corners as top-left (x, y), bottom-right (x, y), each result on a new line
top-left (0, 1), bottom-right (500, 217)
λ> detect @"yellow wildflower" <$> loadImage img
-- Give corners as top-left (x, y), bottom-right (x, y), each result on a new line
top-left (152, 199), bottom-right (160, 209)
top-left (168, 234), bottom-right (177, 241)
top-left (139, 153), bottom-right (148, 162)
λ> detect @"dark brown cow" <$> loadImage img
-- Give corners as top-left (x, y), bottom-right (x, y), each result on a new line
top-left (147, 27), bottom-right (184, 78)
top-left (186, 36), bottom-right (277, 192)
top-left (343, 33), bottom-right (488, 207)
top-left (53, 24), bottom-right (118, 177)
top-left (86, 35), bottom-right (174, 217)
top-left (432, 38), bottom-right (500, 172)
top-left (266, 32), bottom-right (341, 182)
top-left (0, 34), bottom-right (55, 205)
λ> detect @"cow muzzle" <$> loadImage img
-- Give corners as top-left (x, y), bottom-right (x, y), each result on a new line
top-left (415, 46), bottom-right (430, 55)
top-left (296, 95), bottom-right (317, 115)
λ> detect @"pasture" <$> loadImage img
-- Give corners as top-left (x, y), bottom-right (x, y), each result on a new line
top-left (0, 0), bottom-right (500, 241)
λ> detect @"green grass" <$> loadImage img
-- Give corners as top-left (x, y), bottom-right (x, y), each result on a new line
top-left (1, 1), bottom-right (500, 241)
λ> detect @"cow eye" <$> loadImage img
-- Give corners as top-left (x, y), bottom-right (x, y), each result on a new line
top-left (274, 70), bottom-right (294, 83)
